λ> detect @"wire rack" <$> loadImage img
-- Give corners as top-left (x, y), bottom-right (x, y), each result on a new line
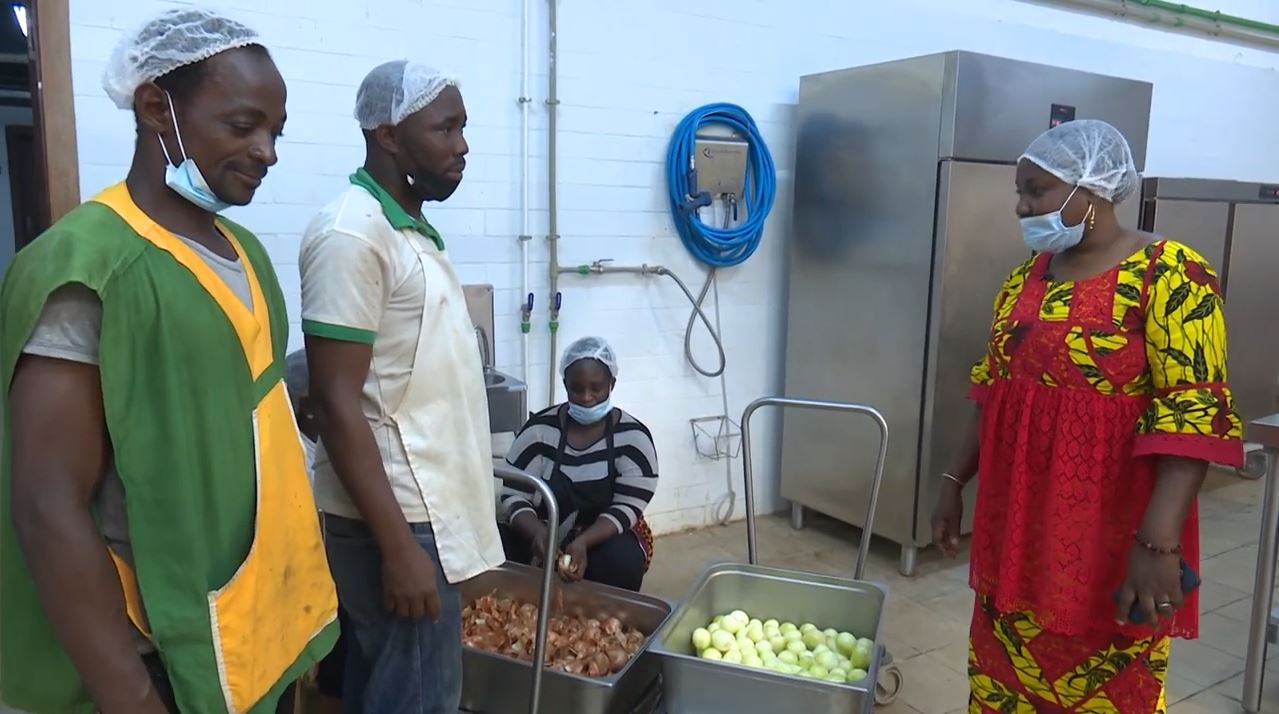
top-left (689, 414), bottom-right (742, 461)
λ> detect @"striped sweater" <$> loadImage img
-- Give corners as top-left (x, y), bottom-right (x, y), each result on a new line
top-left (502, 406), bottom-right (659, 534)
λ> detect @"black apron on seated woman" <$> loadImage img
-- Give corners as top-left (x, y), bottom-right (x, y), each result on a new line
top-left (500, 337), bottom-right (658, 592)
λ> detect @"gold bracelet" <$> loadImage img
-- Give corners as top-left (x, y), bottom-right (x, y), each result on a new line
top-left (1134, 532), bottom-right (1181, 555)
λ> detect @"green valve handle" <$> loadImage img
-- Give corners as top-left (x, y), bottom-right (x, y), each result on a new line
top-left (577, 264), bottom-right (591, 275)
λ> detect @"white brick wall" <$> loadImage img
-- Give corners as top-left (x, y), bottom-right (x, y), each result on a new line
top-left (67, 0), bottom-right (1279, 537)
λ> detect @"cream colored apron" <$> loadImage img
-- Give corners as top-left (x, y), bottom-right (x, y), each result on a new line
top-left (388, 234), bottom-right (505, 583)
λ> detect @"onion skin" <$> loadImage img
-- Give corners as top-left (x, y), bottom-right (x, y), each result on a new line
top-left (606, 648), bottom-right (628, 672)
top-left (462, 593), bottom-right (646, 677)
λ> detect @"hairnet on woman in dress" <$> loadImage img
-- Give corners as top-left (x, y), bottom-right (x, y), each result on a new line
top-left (354, 60), bottom-right (459, 130)
top-left (1020, 119), bottom-right (1140, 205)
top-left (560, 337), bottom-right (619, 379)
top-left (102, 7), bottom-right (261, 110)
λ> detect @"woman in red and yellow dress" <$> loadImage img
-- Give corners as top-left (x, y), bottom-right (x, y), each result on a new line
top-left (931, 120), bottom-right (1243, 714)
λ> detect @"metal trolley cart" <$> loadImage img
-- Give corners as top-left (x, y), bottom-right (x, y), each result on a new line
top-left (647, 397), bottom-right (903, 713)
top-left (462, 398), bottom-right (905, 713)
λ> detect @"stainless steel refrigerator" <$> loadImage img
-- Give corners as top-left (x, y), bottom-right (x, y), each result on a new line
top-left (1138, 178), bottom-right (1279, 424)
top-left (780, 51), bottom-right (1152, 575)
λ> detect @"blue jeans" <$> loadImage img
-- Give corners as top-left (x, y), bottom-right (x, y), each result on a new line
top-left (325, 515), bottom-right (462, 714)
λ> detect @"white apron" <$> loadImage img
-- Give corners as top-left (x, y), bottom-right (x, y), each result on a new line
top-left (388, 236), bottom-right (505, 583)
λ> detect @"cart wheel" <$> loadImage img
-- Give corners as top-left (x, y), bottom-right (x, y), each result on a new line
top-left (875, 663), bottom-right (903, 706)
top-left (874, 646), bottom-right (902, 706)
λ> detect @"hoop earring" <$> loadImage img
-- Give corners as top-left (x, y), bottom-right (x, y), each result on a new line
top-left (1086, 204), bottom-right (1096, 231)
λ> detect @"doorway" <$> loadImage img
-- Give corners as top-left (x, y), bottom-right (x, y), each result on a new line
top-left (7, 124), bottom-right (36, 249)
top-left (0, 0), bottom-right (78, 276)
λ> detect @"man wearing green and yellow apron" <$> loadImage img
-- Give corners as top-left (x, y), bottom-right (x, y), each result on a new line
top-left (0, 9), bottom-right (337, 713)
top-left (301, 60), bottom-right (504, 713)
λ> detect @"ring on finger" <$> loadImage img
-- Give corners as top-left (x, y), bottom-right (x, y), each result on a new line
top-left (1156, 601), bottom-right (1175, 611)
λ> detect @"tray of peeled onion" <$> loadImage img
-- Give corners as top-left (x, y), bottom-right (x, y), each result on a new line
top-left (648, 562), bottom-right (887, 714)
top-left (457, 561), bottom-right (672, 714)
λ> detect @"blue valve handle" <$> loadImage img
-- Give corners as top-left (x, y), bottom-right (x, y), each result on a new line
top-left (680, 167), bottom-right (713, 215)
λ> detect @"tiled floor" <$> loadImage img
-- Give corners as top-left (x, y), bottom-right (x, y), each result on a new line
top-left (643, 470), bottom-right (1277, 713)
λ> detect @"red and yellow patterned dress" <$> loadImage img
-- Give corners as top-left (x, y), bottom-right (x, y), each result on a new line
top-left (966, 240), bottom-right (1243, 714)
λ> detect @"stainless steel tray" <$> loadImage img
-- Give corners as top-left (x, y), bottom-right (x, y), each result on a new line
top-left (458, 561), bottom-right (672, 714)
top-left (649, 562), bottom-right (887, 714)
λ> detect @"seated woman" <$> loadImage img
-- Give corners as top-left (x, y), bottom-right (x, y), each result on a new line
top-left (500, 336), bottom-right (657, 591)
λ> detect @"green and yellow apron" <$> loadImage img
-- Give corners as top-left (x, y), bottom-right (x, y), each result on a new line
top-left (0, 183), bottom-right (338, 713)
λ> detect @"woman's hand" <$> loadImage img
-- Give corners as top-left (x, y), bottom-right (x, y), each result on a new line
top-left (1114, 544), bottom-right (1183, 626)
top-left (930, 478), bottom-right (965, 558)
top-left (511, 511), bottom-right (551, 566)
top-left (529, 527), bottom-right (552, 567)
top-left (558, 538), bottom-right (588, 582)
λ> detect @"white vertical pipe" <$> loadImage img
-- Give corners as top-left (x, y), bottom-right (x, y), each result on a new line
top-left (519, 0), bottom-right (532, 388)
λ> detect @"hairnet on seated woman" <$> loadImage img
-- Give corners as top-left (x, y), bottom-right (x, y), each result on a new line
top-left (560, 337), bottom-right (619, 379)
top-left (1020, 119), bottom-right (1140, 204)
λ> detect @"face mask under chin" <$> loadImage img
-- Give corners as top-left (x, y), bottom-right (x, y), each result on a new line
top-left (157, 91), bottom-right (234, 214)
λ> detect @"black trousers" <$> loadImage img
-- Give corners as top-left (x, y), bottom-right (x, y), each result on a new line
top-left (498, 522), bottom-right (646, 592)
top-left (143, 652), bottom-right (295, 713)
top-left (314, 606), bottom-right (350, 698)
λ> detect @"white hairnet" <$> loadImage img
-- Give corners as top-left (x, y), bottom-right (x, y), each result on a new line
top-left (354, 60), bottom-right (459, 130)
top-left (285, 350), bottom-right (309, 399)
top-left (560, 337), bottom-right (619, 379)
top-left (103, 8), bottom-right (262, 110)
top-left (1020, 119), bottom-right (1140, 204)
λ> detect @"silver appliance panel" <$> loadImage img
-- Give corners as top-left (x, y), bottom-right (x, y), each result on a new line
top-left (1224, 203), bottom-right (1279, 422)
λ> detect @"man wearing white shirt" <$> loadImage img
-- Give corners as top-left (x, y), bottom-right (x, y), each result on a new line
top-left (299, 60), bottom-right (503, 714)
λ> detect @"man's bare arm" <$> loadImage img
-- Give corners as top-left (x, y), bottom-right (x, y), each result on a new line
top-left (9, 355), bottom-right (167, 713)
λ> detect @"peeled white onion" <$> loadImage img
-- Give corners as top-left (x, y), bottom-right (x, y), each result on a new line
top-left (815, 650), bottom-right (841, 671)
top-left (711, 630), bottom-right (735, 653)
top-left (835, 632), bottom-right (857, 656)
top-left (691, 627), bottom-right (712, 652)
top-left (693, 611), bottom-right (876, 686)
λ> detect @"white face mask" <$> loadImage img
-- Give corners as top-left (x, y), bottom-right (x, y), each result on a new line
top-left (568, 398), bottom-right (612, 425)
top-left (1019, 185), bottom-right (1093, 255)
top-left (156, 91), bottom-right (233, 214)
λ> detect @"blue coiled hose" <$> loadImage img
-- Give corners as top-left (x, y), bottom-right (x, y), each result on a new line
top-left (664, 104), bottom-right (776, 526)
top-left (665, 103), bottom-right (777, 268)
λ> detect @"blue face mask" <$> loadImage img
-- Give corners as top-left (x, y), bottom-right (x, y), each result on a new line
top-left (1020, 185), bottom-right (1091, 255)
top-left (568, 398), bottom-right (612, 425)
top-left (157, 92), bottom-right (233, 214)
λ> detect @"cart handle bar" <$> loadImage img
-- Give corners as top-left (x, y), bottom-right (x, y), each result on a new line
top-left (741, 396), bottom-right (889, 581)
top-left (493, 461), bottom-right (560, 714)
